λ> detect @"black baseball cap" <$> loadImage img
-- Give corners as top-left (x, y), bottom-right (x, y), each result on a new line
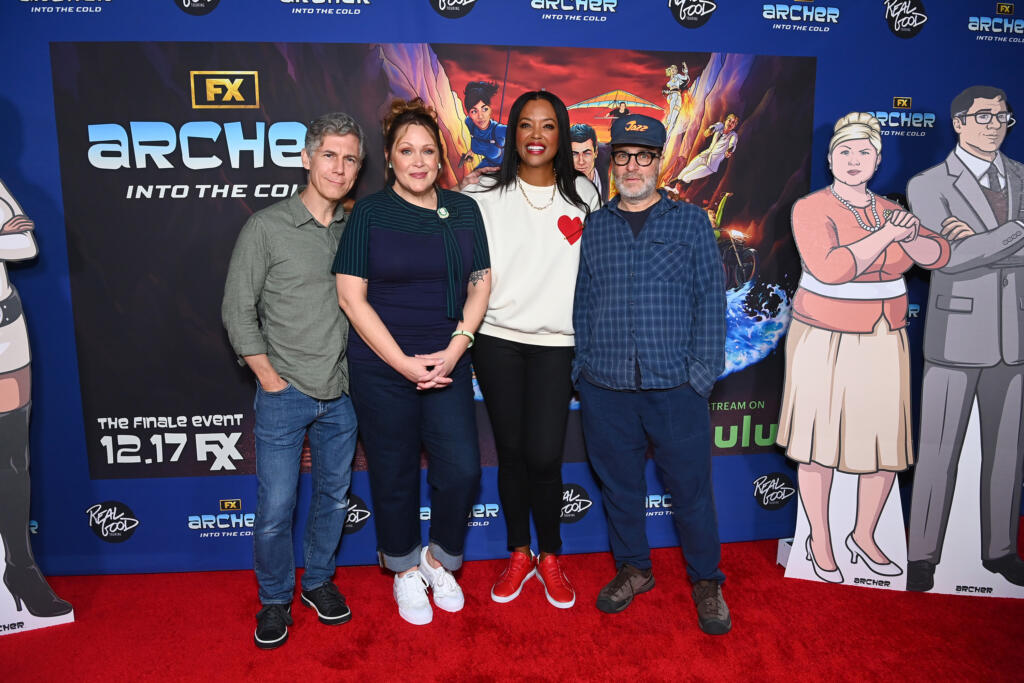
top-left (609, 114), bottom-right (666, 148)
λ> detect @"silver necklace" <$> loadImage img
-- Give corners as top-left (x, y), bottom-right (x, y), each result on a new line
top-left (517, 179), bottom-right (557, 211)
top-left (830, 185), bottom-right (882, 232)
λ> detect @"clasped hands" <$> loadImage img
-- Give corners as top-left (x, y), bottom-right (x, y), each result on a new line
top-left (882, 209), bottom-right (921, 243)
top-left (399, 349), bottom-right (460, 391)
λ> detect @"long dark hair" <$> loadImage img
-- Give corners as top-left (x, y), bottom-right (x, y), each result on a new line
top-left (483, 90), bottom-right (591, 217)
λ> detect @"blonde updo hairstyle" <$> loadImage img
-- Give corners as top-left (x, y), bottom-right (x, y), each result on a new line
top-left (828, 112), bottom-right (882, 155)
top-left (382, 97), bottom-right (446, 186)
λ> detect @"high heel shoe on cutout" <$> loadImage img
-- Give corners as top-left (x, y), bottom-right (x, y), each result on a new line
top-left (805, 537), bottom-right (844, 583)
top-left (3, 566), bottom-right (74, 617)
top-left (845, 534), bottom-right (903, 577)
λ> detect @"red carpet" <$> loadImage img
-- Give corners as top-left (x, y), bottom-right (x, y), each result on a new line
top-left (3, 539), bottom-right (1023, 682)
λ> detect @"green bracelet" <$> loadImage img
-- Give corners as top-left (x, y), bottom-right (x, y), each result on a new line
top-left (451, 330), bottom-right (475, 348)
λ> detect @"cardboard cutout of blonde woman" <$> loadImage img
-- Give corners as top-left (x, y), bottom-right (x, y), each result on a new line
top-left (0, 179), bottom-right (74, 634)
top-left (905, 85), bottom-right (1024, 598)
top-left (778, 113), bottom-right (950, 590)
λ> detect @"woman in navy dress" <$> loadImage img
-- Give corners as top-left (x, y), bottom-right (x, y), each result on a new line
top-left (334, 99), bottom-right (491, 625)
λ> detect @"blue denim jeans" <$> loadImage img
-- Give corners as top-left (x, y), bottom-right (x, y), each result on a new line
top-left (253, 383), bottom-right (358, 605)
top-left (349, 359), bottom-right (480, 573)
top-left (579, 379), bottom-right (725, 583)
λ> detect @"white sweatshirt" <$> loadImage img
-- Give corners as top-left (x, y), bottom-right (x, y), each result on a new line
top-left (465, 176), bottom-right (600, 346)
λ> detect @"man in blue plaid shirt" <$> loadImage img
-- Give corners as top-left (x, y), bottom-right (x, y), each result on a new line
top-left (572, 114), bottom-right (730, 635)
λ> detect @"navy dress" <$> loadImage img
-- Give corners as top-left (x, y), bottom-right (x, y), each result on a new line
top-left (332, 186), bottom-right (490, 573)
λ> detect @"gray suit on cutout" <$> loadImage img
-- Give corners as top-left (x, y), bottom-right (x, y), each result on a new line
top-left (907, 148), bottom-right (1024, 565)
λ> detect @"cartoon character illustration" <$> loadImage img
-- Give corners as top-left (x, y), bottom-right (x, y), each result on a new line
top-left (662, 62), bottom-right (689, 134)
top-left (462, 80), bottom-right (507, 170)
top-left (777, 114), bottom-right (949, 586)
top-left (0, 179), bottom-right (73, 619)
top-left (605, 101), bottom-right (631, 120)
top-left (906, 85), bottom-right (1024, 593)
top-left (705, 192), bottom-right (757, 289)
top-left (569, 122), bottom-right (610, 204)
top-left (676, 113), bottom-right (739, 184)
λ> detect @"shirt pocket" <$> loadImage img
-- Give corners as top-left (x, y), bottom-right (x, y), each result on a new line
top-left (649, 240), bottom-right (690, 282)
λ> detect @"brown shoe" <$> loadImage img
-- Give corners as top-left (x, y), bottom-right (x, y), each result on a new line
top-left (691, 580), bottom-right (731, 635)
top-left (595, 564), bottom-right (654, 613)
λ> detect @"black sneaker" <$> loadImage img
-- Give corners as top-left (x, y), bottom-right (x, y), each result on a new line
top-left (254, 604), bottom-right (292, 650)
top-left (692, 580), bottom-right (731, 635)
top-left (301, 582), bottom-right (352, 625)
top-left (596, 564), bottom-right (655, 614)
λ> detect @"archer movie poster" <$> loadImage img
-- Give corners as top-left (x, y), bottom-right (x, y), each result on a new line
top-left (50, 42), bottom-right (813, 480)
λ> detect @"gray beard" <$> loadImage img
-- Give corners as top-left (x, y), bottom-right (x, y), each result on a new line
top-left (615, 174), bottom-right (657, 202)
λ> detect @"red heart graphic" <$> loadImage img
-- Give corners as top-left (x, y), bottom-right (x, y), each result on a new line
top-left (557, 215), bottom-right (584, 245)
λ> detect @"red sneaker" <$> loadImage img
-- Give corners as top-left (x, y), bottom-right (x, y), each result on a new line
top-left (536, 555), bottom-right (575, 609)
top-left (490, 551), bottom-right (536, 603)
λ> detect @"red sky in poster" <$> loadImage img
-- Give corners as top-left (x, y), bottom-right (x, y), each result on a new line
top-left (433, 44), bottom-right (707, 141)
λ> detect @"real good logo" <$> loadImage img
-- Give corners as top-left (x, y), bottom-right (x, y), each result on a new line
top-left (174, 0), bottom-right (219, 16)
top-left (667, 0), bottom-right (717, 28)
top-left (86, 501), bottom-right (140, 542)
top-left (884, 0), bottom-right (927, 39)
top-left (560, 483), bottom-right (593, 523)
top-left (429, 0), bottom-right (477, 18)
top-left (752, 472), bottom-right (795, 510)
top-left (343, 494), bottom-right (372, 533)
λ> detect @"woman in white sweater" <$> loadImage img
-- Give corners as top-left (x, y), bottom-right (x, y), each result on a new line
top-left (464, 91), bottom-right (599, 609)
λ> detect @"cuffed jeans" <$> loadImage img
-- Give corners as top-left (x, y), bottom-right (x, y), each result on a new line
top-left (578, 378), bottom-right (725, 583)
top-left (253, 383), bottom-right (358, 605)
top-left (349, 359), bottom-right (480, 573)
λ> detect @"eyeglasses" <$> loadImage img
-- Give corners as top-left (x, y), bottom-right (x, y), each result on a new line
top-left (611, 150), bottom-right (660, 167)
top-left (957, 111), bottom-right (1016, 127)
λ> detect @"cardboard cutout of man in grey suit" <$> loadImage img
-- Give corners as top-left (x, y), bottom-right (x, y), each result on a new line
top-left (906, 85), bottom-right (1024, 592)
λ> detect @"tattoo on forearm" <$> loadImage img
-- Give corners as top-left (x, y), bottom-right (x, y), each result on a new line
top-left (469, 268), bottom-right (489, 286)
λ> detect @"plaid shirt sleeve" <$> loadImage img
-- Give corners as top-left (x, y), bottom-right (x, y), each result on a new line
top-left (686, 211), bottom-right (726, 397)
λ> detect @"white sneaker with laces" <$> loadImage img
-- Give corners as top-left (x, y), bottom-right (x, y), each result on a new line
top-left (393, 569), bottom-right (432, 625)
top-left (419, 546), bottom-right (465, 613)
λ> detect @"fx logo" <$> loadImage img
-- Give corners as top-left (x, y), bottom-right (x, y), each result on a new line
top-left (190, 71), bottom-right (260, 109)
top-left (893, 97), bottom-right (912, 109)
top-left (997, 3), bottom-right (1014, 16)
top-left (219, 499), bottom-right (242, 511)
top-left (196, 433), bottom-right (243, 471)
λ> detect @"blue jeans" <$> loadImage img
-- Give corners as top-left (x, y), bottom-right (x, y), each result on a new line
top-left (349, 359), bottom-right (480, 573)
top-left (253, 383), bottom-right (358, 605)
top-left (579, 378), bottom-right (725, 583)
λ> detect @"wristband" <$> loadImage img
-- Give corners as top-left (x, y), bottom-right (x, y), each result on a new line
top-left (451, 330), bottom-right (475, 348)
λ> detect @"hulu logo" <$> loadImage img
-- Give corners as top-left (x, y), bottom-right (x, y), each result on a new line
top-left (714, 414), bottom-right (778, 448)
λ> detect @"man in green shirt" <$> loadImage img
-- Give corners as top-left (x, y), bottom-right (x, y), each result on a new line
top-left (222, 112), bottom-right (365, 650)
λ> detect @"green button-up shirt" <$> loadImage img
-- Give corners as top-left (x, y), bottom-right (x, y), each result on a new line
top-left (222, 190), bottom-right (350, 400)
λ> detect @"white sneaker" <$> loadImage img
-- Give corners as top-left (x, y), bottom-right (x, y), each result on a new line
top-left (419, 546), bottom-right (465, 613)
top-left (393, 570), bottom-right (432, 625)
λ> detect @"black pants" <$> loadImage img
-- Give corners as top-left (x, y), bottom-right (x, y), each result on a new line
top-left (472, 334), bottom-right (573, 554)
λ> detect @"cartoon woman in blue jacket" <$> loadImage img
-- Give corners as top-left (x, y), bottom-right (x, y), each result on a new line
top-left (463, 81), bottom-right (506, 170)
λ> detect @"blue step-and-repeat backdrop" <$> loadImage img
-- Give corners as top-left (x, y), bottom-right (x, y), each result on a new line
top-left (1, 1), bottom-right (1021, 575)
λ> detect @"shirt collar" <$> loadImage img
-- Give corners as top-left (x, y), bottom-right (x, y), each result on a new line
top-left (286, 186), bottom-right (347, 229)
top-left (955, 145), bottom-right (1005, 180)
top-left (609, 188), bottom-right (675, 217)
